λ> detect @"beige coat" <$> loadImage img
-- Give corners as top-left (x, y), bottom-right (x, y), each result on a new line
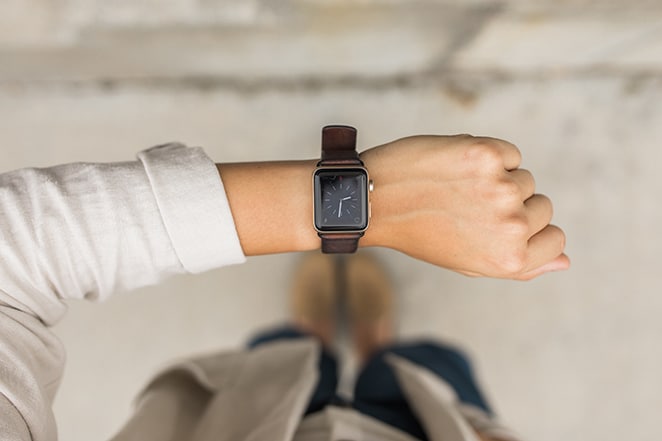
top-left (109, 339), bottom-right (522, 441)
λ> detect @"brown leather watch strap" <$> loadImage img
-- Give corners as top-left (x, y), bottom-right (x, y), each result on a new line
top-left (318, 125), bottom-right (364, 254)
top-left (318, 125), bottom-right (363, 166)
top-left (320, 233), bottom-right (364, 253)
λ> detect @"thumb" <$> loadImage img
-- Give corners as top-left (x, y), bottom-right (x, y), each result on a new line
top-left (517, 253), bottom-right (571, 281)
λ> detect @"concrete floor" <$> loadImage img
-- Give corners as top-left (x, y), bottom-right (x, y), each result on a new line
top-left (2, 2), bottom-right (662, 441)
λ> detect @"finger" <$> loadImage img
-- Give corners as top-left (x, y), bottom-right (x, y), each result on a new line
top-left (475, 137), bottom-right (522, 170)
top-left (509, 168), bottom-right (536, 200)
top-left (524, 224), bottom-right (567, 273)
top-left (524, 194), bottom-right (553, 236)
top-left (517, 253), bottom-right (571, 281)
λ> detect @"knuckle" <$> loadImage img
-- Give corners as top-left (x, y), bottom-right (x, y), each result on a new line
top-left (455, 133), bottom-right (475, 141)
top-left (484, 182), bottom-right (522, 212)
top-left (465, 141), bottom-right (502, 169)
top-left (503, 216), bottom-right (529, 237)
top-left (496, 180), bottom-right (521, 202)
top-left (498, 250), bottom-right (528, 275)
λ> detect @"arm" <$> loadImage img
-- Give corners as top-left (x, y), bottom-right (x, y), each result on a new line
top-left (0, 135), bottom-right (567, 439)
top-left (0, 144), bottom-right (245, 439)
top-left (220, 134), bottom-right (568, 280)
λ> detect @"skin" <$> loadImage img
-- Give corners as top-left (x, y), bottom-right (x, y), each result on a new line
top-left (218, 134), bottom-right (569, 280)
top-left (219, 134), bottom-right (568, 441)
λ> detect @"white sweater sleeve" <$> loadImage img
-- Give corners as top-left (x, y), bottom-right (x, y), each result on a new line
top-left (0, 143), bottom-right (246, 440)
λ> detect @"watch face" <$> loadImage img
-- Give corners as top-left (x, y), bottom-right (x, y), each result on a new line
top-left (314, 169), bottom-right (368, 231)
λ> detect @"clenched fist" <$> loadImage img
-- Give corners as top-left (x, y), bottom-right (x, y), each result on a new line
top-left (361, 135), bottom-right (569, 280)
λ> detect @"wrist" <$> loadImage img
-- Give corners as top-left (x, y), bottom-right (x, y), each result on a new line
top-left (359, 149), bottom-right (391, 250)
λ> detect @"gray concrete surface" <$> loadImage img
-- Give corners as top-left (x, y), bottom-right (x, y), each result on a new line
top-left (1, 2), bottom-right (661, 441)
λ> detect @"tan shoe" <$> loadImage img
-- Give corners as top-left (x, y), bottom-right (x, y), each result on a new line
top-left (290, 252), bottom-right (338, 347)
top-left (345, 251), bottom-right (395, 363)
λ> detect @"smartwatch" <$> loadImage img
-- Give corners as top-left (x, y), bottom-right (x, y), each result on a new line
top-left (313, 125), bottom-right (373, 253)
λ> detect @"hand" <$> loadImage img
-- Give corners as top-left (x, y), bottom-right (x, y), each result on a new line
top-left (360, 135), bottom-right (569, 280)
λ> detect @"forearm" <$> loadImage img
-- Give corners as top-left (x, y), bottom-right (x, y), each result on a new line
top-left (0, 144), bottom-right (245, 325)
top-left (0, 160), bottom-right (176, 323)
top-left (217, 160), bottom-right (319, 256)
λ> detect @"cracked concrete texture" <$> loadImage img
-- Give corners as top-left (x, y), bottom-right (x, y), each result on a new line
top-left (454, 6), bottom-right (662, 72)
top-left (2, 1), bottom-right (661, 86)
top-left (0, 3), bottom-right (497, 82)
top-left (1, 0), bottom-right (461, 45)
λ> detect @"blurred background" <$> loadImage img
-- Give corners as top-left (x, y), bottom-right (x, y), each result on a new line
top-left (1, 1), bottom-right (661, 440)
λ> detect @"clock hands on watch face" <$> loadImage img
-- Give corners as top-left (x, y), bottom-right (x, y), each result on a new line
top-left (338, 196), bottom-right (352, 218)
top-left (322, 176), bottom-right (361, 225)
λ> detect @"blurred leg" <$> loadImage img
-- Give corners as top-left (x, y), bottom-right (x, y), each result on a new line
top-left (353, 340), bottom-right (492, 441)
top-left (343, 252), bottom-right (428, 439)
top-left (353, 344), bottom-right (428, 440)
top-left (248, 325), bottom-right (339, 415)
top-left (365, 341), bottom-right (492, 413)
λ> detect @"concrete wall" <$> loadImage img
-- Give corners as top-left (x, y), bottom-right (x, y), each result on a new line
top-left (1, 1), bottom-right (661, 441)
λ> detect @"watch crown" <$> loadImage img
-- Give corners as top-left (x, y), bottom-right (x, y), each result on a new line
top-left (369, 180), bottom-right (374, 192)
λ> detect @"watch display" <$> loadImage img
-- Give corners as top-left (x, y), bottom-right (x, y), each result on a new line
top-left (314, 169), bottom-right (368, 231)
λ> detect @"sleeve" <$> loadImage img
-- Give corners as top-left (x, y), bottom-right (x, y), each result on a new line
top-left (0, 143), bottom-right (246, 440)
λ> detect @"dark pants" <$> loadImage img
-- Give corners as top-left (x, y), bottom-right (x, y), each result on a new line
top-left (249, 327), bottom-right (492, 441)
